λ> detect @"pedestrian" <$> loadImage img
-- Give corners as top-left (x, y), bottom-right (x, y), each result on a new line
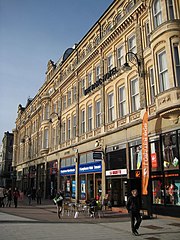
top-left (13, 188), bottom-right (20, 208)
top-left (126, 189), bottom-right (142, 236)
top-left (89, 198), bottom-right (97, 217)
top-left (6, 188), bottom-right (13, 207)
top-left (27, 189), bottom-right (32, 205)
top-left (36, 187), bottom-right (42, 205)
top-left (53, 190), bottom-right (64, 219)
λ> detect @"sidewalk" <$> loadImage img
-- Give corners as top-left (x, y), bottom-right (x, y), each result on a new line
top-left (0, 197), bottom-right (130, 223)
top-left (1, 199), bottom-right (180, 240)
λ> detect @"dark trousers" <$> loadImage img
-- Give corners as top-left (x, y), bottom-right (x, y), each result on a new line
top-left (14, 198), bottom-right (18, 208)
top-left (130, 211), bottom-right (142, 232)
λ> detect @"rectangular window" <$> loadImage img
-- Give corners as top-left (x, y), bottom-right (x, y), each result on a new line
top-left (96, 100), bottom-right (101, 128)
top-left (107, 54), bottom-right (113, 71)
top-left (88, 105), bottom-right (93, 131)
top-left (73, 115), bottom-right (76, 138)
top-left (128, 35), bottom-right (136, 54)
top-left (173, 44), bottom-right (180, 87)
top-left (162, 132), bottom-right (179, 171)
top-left (73, 85), bottom-right (77, 101)
top-left (44, 129), bottom-right (49, 148)
top-left (45, 104), bottom-right (50, 120)
top-left (56, 124), bottom-right (60, 145)
top-left (150, 140), bottom-right (161, 172)
top-left (63, 95), bottom-right (66, 110)
top-left (81, 110), bottom-right (85, 134)
top-left (62, 122), bottom-right (66, 142)
top-left (88, 72), bottom-right (92, 87)
top-left (131, 78), bottom-right (140, 112)
top-left (145, 21), bottom-right (150, 47)
top-left (108, 92), bottom-right (115, 122)
top-left (57, 99), bottom-right (61, 115)
top-left (81, 79), bottom-right (85, 96)
top-left (165, 178), bottom-right (180, 206)
top-left (152, 179), bottom-right (164, 204)
top-left (67, 91), bottom-right (71, 106)
top-left (67, 118), bottom-right (71, 140)
top-left (130, 145), bottom-right (142, 170)
top-left (168, 0), bottom-right (175, 20)
top-left (96, 65), bottom-right (101, 82)
top-left (119, 85), bottom-right (126, 117)
top-left (153, 0), bottom-right (162, 28)
top-left (157, 51), bottom-right (169, 92)
top-left (117, 45), bottom-right (124, 67)
top-left (149, 68), bottom-right (155, 104)
top-left (52, 128), bottom-right (56, 147)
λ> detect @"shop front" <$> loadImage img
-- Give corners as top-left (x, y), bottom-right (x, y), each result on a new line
top-left (46, 160), bottom-right (58, 198)
top-left (128, 129), bottom-right (180, 217)
top-left (105, 145), bottom-right (127, 207)
top-left (150, 129), bottom-right (180, 217)
top-left (60, 157), bottom-right (102, 202)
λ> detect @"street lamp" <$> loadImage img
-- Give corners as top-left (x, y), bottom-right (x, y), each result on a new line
top-left (122, 52), bottom-right (142, 77)
top-left (123, 52), bottom-right (152, 217)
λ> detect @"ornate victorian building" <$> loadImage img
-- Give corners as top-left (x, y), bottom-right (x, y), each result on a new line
top-left (13, 0), bottom-right (180, 217)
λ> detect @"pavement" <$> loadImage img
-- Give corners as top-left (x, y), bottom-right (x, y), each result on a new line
top-left (0, 198), bottom-right (180, 240)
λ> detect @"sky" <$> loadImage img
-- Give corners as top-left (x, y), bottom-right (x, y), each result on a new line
top-left (0, 0), bottom-right (113, 143)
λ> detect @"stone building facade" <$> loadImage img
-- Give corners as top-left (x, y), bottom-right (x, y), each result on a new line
top-left (13, 0), bottom-right (180, 217)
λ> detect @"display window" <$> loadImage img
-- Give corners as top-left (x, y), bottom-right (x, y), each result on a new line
top-left (150, 140), bottom-right (162, 171)
top-left (152, 178), bottom-right (164, 204)
top-left (130, 144), bottom-right (142, 170)
top-left (162, 131), bottom-right (179, 170)
top-left (80, 175), bottom-right (86, 200)
top-left (164, 177), bottom-right (180, 206)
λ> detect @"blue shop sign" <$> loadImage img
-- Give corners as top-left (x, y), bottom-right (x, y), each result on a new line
top-left (60, 166), bottom-right (75, 176)
top-left (60, 161), bottom-right (102, 176)
top-left (79, 161), bottom-right (102, 174)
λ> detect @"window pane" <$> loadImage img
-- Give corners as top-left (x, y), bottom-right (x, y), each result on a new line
top-left (174, 45), bottom-right (180, 86)
top-left (162, 132), bottom-right (179, 170)
top-left (158, 51), bottom-right (169, 92)
top-left (165, 178), bottom-right (180, 206)
top-left (153, 0), bottom-right (162, 28)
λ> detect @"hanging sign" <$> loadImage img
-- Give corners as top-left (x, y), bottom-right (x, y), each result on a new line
top-left (142, 111), bottom-right (149, 195)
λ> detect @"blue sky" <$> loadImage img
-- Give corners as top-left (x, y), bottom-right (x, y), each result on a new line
top-left (0, 0), bottom-right (113, 142)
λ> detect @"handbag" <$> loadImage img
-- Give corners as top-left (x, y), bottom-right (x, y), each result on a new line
top-left (53, 195), bottom-right (63, 204)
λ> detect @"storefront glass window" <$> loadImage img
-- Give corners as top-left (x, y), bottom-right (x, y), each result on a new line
top-left (152, 179), bottom-right (164, 204)
top-left (130, 144), bottom-right (142, 170)
top-left (162, 132), bottom-right (179, 170)
top-left (80, 175), bottom-right (86, 200)
top-left (150, 141), bottom-right (162, 171)
top-left (165, 178), bottom-right (180, 206)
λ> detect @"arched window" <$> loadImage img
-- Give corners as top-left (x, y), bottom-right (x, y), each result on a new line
top-left (153, 0), bottom-right (162, 28)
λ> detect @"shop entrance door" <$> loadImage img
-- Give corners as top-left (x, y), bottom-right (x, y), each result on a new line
top-left (109, 178), bottom-right (127, 207)
top-left (95, 178), bottom-right (102, 199)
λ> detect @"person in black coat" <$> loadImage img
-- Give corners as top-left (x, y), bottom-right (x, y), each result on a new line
top-left (126, 189), bottom-right (142, 236)
top-left (55, 190), bottom-right (64, 219)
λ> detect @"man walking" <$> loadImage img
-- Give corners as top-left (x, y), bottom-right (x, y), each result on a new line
top-left (126, 189), bottom-right (142, 236)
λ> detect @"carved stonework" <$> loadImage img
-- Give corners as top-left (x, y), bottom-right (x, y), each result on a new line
top-left (117, 118), bottom-right (126, 127)
top-left (107, 123), bottom-right (115, 131)
top-left (130, 112), bottom-right (140, 121)
top-left (94, 128), bottom-right (101, 136)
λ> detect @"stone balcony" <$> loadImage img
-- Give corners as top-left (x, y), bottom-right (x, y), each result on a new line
top-left (155, 87), bottom-right (180, 123)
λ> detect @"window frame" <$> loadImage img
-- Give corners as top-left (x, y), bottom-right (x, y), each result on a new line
top-left (96, 100), bottom-right (101, 128)
top-left (130, 78), bottom-right (140, 112)
top-left (118, 85), bottom-right (126, 118)
top-left (157, 50), bottom-right (169, 92)
top-left (108, 92), bottom-right (115, 122)
top-left (88, 105), bottom-right (93, 132)
top-left (153, 0), bottom-right (162, 28)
